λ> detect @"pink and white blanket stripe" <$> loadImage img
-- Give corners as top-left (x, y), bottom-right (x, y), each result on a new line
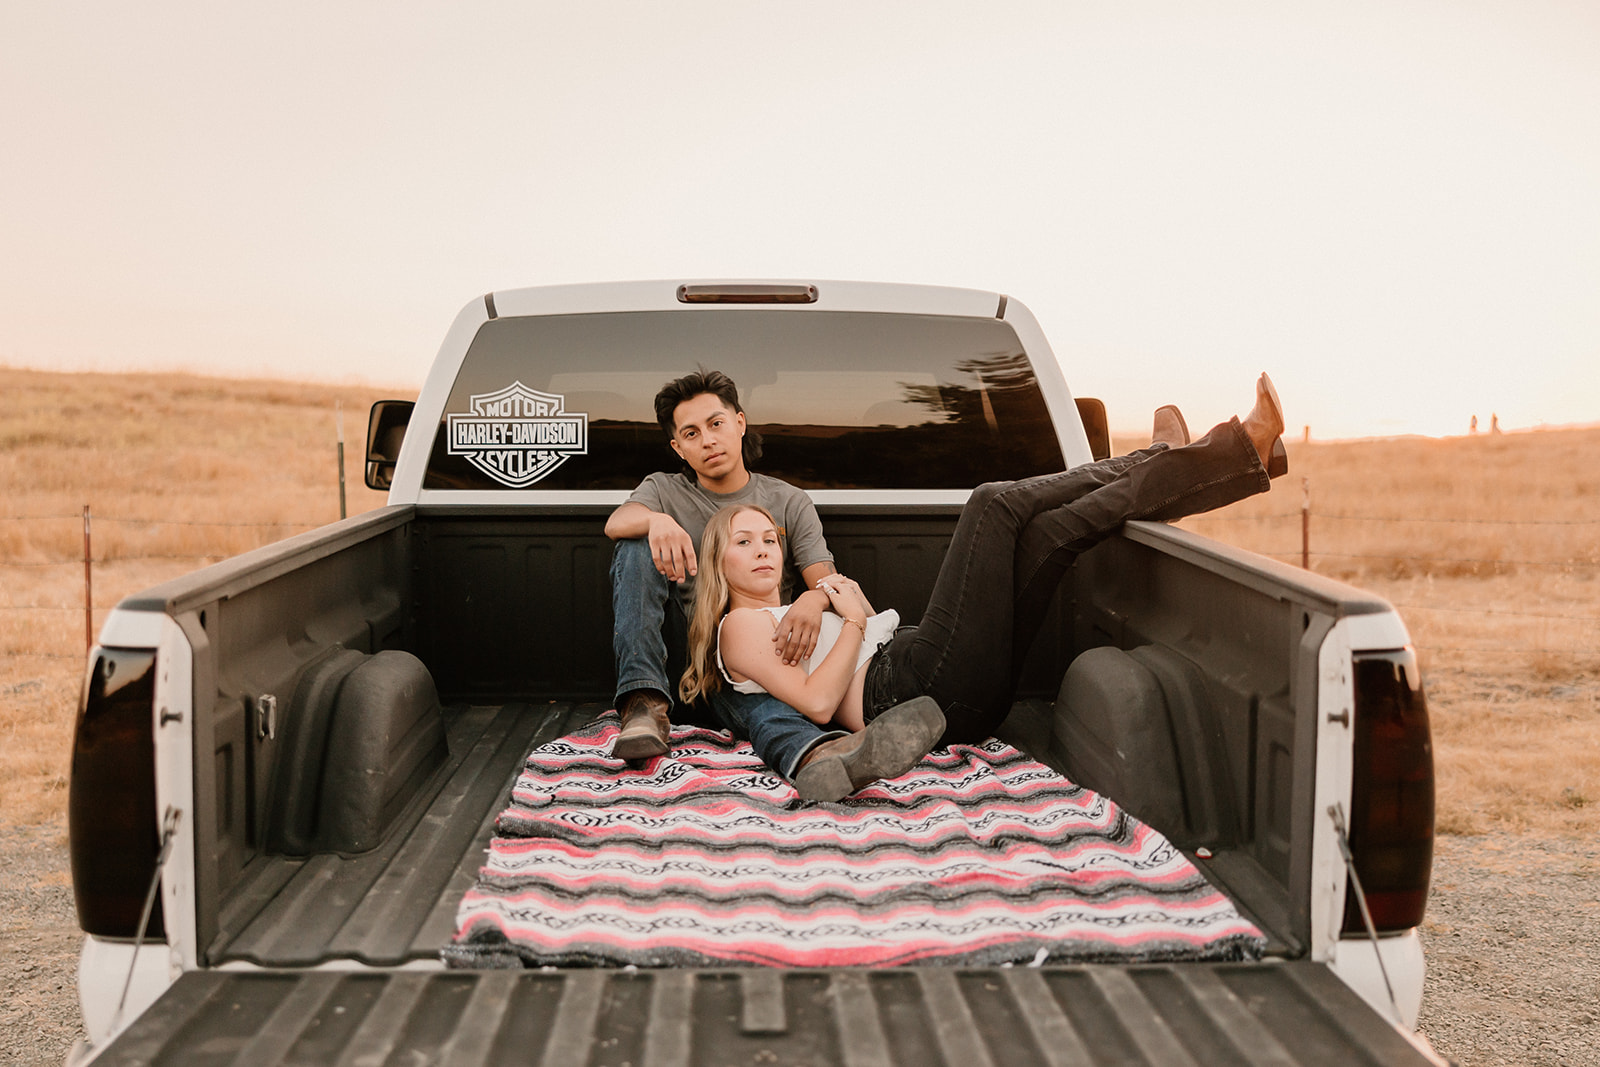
top-left (444, 714), bottom-right (1263, 969)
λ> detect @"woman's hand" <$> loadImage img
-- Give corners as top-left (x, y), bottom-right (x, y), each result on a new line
top-left (815, 574), bottom-right (872, 622)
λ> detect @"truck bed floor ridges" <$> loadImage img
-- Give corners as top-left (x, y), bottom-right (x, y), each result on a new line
top-left (1090, 969), bottom-right (1202, 1067)
top-left (739, 970), bottom-right (786, 1035)
top-left (230, 972), bottom-right (343, 1067)
top-left (332, 973), bottom-right (429, 1067)
top-left (829, 972), bottom-right (893, 1067)
top-left (1179, 967), bottom-right (1298, 1065)
top-left (538, 971), bottom-right (607, 1067)
top-left (435, 971), bottom-right (519, 1067)
top-left (642, 971), bottom-right (695, 1067)
top-left (917, 970), bottom-right (996, 1067)
top-left (1001, 969), bottom-right (1096, 1067)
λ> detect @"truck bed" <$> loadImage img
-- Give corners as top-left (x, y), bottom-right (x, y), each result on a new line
top-left (209, 692), bottom-right (1293, 970)
top-left (200, 697), bottom-right (1141, 967)
top-left (209, 682), bottom-right (1309, 972)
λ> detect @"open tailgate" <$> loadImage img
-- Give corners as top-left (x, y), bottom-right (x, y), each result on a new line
top-left (90, 961), bottom-right (1441, 1066)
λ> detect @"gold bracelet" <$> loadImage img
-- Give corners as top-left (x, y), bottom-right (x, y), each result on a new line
top-left (841, 617), bottom-right (867, 636)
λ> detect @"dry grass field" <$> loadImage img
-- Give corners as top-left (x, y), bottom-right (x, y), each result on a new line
top-left (3, 366), bottom-right (1598, 841)
top-left (1152, 424), bottom-right (1600, 839)
top-left (1, 367), bottom-right (396, 826)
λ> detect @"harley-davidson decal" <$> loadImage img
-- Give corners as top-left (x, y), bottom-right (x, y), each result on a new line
top-left (446, 382), bottom-right (588, 487)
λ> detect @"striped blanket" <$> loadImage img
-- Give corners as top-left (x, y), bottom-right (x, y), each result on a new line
top-left (445, 714), bottom-right (1263, 969)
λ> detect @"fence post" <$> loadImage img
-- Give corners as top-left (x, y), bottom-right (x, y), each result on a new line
top-left (337, 402), bottom-right (348, 521)
top-left (1301, 477), bottom-right (1310, 570)
top-left (83, 504), bottom-right (93, 652)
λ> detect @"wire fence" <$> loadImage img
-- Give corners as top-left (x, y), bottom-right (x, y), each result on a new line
top-left (3, 504), bottom-right (1599, 665)
top-left (1185, 499), bottom-right (1599, 664)
top-left (2, 508), bottom-right (329, 661)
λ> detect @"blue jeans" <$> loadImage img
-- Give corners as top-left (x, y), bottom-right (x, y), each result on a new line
top-left (863, 418), bottom-right (1270, 744)
top-left (610, 537), bottom-right (839, 778)
top-left (712, 685), bottom-right (848, 780)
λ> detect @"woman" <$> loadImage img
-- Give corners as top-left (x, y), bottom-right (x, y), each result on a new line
top-left (681, 374), bottom-right (1288, 802)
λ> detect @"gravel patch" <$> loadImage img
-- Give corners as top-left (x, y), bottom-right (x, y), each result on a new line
top-left (1417, 832), bottom-right (1600, 1067)
top-left (4, 824), bottom-right (1595, 1065)
top-left (0, 824), bottom-right (85, 1067)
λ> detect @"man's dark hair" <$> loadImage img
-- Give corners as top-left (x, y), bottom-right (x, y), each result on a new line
top-left (654, 367), bottom-right (763, 471)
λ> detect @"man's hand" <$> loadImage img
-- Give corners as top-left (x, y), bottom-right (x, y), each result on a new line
top-left (773, 588), bottom-right (829, 665)
top-left (647, 512), bottom-right (697, 583)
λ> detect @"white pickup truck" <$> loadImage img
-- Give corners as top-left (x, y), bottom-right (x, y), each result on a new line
top-left (68, 280), bottom-right (1442, 1065)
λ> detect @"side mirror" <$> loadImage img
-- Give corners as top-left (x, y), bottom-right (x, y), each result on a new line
top-left (1075, 397), bottom-right (1111, 461)
top-left (365, 400), bottom-right (414, 490)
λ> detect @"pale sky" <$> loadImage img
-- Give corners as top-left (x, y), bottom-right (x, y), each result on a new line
top-left (2, 1), bottom-right (1596, 438)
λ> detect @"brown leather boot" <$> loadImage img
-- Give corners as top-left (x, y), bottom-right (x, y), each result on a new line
top-left (1152, 404), bottom-right (1190, 448)
top-left (1245, 372), bottom-right (1289, 478)
top-left (614, 690), bottom-right (671, 760)
top-left (792, 696), bottom-right (945, 802)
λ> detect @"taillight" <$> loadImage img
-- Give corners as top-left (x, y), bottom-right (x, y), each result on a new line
top-left (69, 648), bottom-right (164, 938)
top-left (1343, 648), bottom-right (1434, 933)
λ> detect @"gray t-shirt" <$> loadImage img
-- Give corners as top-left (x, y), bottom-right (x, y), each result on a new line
top-left (627, 471), bottom-right (833, 600)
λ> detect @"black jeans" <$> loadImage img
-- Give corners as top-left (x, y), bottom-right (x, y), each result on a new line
top-left (864, 417), bottom-right (1270, 744)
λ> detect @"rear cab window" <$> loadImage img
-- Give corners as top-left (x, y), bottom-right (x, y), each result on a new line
top-left (424, 309), bottom-right (1065, 491)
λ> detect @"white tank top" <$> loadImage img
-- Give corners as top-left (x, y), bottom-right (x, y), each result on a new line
top-left (717, 606), bottom-right (900, 695)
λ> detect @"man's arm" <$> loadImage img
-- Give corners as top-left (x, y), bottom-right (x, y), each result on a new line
top-left (604, 501), bottom-right (655, 540)
top-left (799, 560), bottom-right (839, 589)
top-left (771, 560), bottom-right (838, 665)
top-left (604, 501), bottom-right (698, 583)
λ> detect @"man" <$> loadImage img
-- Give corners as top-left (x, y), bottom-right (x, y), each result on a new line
top-left (604, 369), bottom-right (842, 773)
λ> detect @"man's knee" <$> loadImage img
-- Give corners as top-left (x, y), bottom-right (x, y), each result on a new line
top-left (611, 538), bottom-right (675, 616)
top-left (611, 536), bottom-right (657, 582)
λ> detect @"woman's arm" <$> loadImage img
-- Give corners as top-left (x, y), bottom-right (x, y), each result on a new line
top-left (720, 606), bottom-right (866, 724)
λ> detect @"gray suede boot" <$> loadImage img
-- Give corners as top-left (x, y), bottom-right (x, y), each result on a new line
top-left (792, 696), bottom-right (944, 802)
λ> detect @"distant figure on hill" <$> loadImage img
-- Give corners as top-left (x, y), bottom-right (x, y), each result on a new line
top-left (1470, 415), bottom-right (1479, 434)
top-left (1491, 414), bottom-right (1502, 434)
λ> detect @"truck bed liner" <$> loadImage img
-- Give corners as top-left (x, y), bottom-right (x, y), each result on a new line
top-left (212, 697), bottom-right (1294, 969)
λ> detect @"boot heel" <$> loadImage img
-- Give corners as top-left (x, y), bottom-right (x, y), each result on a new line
top-left (1267, 438), bottom-right (1288, 479)
top-left (794, 757), bottom-right (853, 802)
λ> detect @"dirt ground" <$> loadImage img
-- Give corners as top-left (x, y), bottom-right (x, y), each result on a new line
top-left (1416, 833), bottom-right (1600, 1067)
top-left (0, 824), bottom-right (84, 1066)
top-left (4, 819), bottom-right (1598, 1067)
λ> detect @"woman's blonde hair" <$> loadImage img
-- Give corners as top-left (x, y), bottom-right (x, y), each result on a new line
top-left (679, 504), bottom-right (781, 706)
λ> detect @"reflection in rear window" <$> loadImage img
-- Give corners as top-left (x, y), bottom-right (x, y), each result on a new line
top-left (424, 310), bottom-right (1065, 490)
